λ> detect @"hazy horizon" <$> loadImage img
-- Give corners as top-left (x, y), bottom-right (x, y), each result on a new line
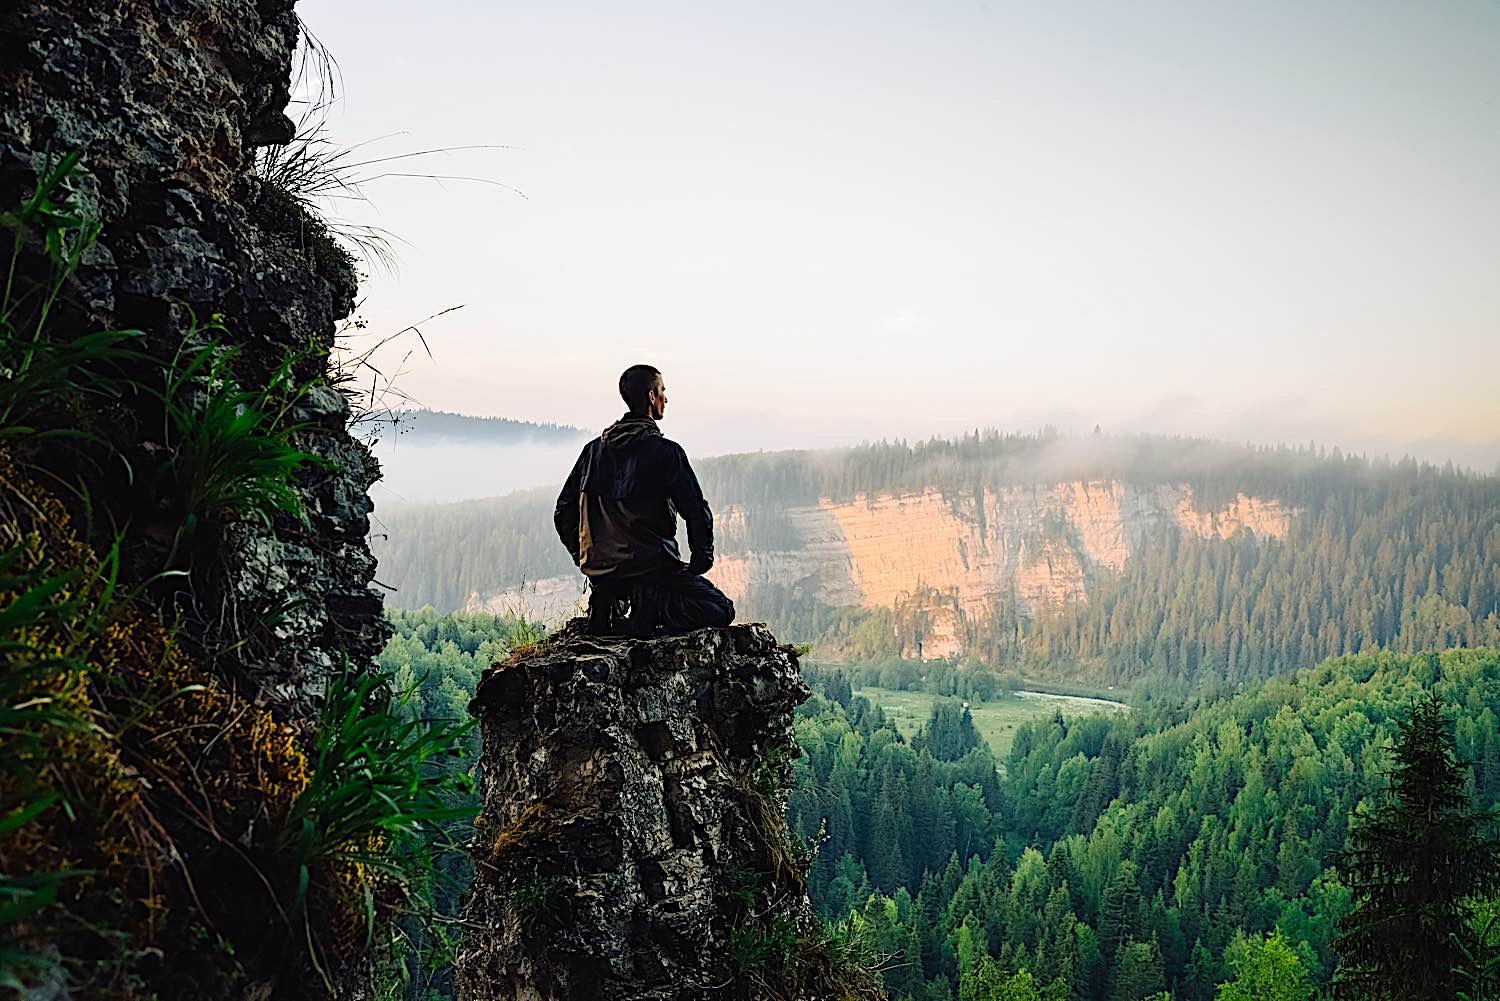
top-left (313, 0), bottom-right (1500, 477)
top-left (370, 414), bottom-right (1500, 507)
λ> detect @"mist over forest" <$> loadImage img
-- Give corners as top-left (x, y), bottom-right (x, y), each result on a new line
top-left (366, 410), bottom-right (588, 503)
top-left (366, 407), bottom-right (1500, 508)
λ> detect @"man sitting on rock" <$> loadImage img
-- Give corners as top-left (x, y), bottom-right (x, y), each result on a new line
top-left (553, 364), bottom-right (736, 637)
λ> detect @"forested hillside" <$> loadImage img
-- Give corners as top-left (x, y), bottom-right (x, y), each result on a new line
top-left (371, 610), bottom-right (1500, 1000)
top-left (790, 647), bottom-right (1500, 1000)
top-left (371, 432), bottom-right (1499, 686)
top-left (1003, 459), bottom-right (1499, 682)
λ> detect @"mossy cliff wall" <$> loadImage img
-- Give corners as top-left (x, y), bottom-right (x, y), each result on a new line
top-left (457, 625), bottom-right (819, 1001)
top-left (0, 0), bottom-right (388, 700)
top-left (1, 0), bottom-right (390, 996)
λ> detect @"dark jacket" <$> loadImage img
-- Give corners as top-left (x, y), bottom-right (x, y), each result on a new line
top-left (553, 415), bottom-right (714, 579)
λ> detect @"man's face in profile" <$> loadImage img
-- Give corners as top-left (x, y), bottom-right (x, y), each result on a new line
top-left (648, 376), bottom-right (668, 421)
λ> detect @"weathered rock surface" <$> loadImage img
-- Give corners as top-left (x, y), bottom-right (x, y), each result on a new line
top-left (457, 623), bottom-right (812, 1001)
top-left (1, 2), bottom-right (389, 992)
top-left (0, 0), bottom-right (389, 689)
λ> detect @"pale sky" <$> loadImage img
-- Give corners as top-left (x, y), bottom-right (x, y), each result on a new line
top-left (309, 0), bottom-right (1500, 469)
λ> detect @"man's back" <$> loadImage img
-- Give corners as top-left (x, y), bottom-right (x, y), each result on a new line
top-left (554, 413), bottom-right (714, 579)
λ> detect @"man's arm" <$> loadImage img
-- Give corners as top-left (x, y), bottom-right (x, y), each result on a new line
top-left (553, 445), bottom-right (588, 563)
top-left (667, 444), bottom-right (714, 574)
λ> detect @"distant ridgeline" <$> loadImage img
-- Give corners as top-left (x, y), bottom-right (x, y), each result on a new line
top-left (379, 409), bottom-right (585, 442)
top-left (370, 431), bottom-right (1500, 684)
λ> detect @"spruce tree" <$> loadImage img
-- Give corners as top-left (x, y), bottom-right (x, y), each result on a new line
top-left (1110, 937), bottom-right (1165, 1001)
top-left (1334, 693), bottom-right (1500, 999)
top-left (1098, 861), bottom-right (1143, 964)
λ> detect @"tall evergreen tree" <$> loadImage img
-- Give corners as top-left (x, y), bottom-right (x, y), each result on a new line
top-left (1109, 937), bottom-right (1165, 1001)
top-left (1334, 693), bottom-right (1500, 999)
top-left (1098, 862), bottom-right (1144, 965)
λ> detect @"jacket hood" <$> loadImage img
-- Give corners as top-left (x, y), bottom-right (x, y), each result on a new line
top-left (600, 412), bottom-right (662, 450)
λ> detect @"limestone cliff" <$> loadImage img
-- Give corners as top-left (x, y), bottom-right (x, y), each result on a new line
top-left (457, 624), bottom-right (881, 1001)
top-left (469, 481), bottom-right (1293, 660)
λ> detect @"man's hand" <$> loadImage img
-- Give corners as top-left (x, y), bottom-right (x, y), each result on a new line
top-left (683, 553), bottom-right (713, 577)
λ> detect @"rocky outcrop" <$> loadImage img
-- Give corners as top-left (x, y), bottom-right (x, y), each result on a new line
top-left (0, 0), bottom-right (388, 693)
top-left (457, 624), bottom-right (829, 1001)
top-left (1, 0), bottom-right (389, 994)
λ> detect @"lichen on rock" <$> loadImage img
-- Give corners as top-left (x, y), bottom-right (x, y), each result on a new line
top-left (456, 622), bottom-right (836, 1000)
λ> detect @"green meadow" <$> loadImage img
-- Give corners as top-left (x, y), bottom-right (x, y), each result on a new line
top-left (851, 685), bottom-right (1127, 761)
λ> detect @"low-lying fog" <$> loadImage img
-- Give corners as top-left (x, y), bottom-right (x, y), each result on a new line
top-left (369, 436), bottom-right (589, 505)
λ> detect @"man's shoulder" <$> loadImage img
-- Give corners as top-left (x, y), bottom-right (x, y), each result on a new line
top-left (652, 435), bottom-right (690, 460)
top-left (566, 437), bottom-right (603, 474)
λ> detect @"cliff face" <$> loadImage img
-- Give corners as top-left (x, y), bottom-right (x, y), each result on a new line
top-left (458, 624), bottom-right (842, 1001)
top-left (470, 481), bottom-right (1292, 659)
top-left (723, 482), bottom-right (1290, 621)
top-left (1, 0), bottom-right (389, 690)
top-left (2, 0), bottom-right (389, 994)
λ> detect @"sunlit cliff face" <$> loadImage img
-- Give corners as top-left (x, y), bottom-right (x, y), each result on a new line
top-left (468, 479), bottom-right (1292, 660)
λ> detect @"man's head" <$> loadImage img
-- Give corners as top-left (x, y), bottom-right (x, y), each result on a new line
top-left (619, 364), bottom-right (667, 420)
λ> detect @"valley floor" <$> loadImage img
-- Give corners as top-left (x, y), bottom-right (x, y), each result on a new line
top-left (852, 685), bottom-right (1127, 761)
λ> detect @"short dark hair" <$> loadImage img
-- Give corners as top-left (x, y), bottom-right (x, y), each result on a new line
top-left (618, 364), bottom-right (661, 413)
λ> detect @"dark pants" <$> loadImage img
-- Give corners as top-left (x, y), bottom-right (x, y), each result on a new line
top-left (587, 570), bottom-right (735, 636)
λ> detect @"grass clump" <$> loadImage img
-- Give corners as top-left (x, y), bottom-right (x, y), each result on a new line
top-left (729, 909), bottom-right (801, 975)
top-left (730, 742), bottom-right (810, 895)
top-left (792, 916), bottom-right (887, 1001)
top-left (727, 907), bottom-right (886, 1001)
top-left (722, 736), bottom-right (887, 999)
top-left (250, 176), bottom-right (358, 279)
top-left (249, 105), bottom-right (518, 273)
top-left (155, 320), bottom-right (330, 566)
top-left (1, 151), bottom-right (140, 447)
top-left (276, 662), bottom-right (476, 990)
top-left (722, 862), bottom-right (762, 909)
top-left (513, 866), bottom-right (566, 932)
top-left (0, 530), bottom-right (111, 989)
